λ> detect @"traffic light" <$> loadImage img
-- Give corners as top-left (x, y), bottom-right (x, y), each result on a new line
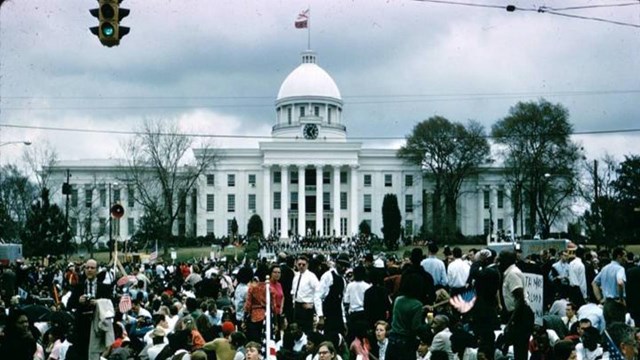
top-left (89, 0), bottom-right (130, 47)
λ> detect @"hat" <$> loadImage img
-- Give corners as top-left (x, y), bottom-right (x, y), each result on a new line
top-left (474, 249), bottom-right (492, 262)
top-left (221, 321), bottom-right (235, 335)
top-left (566, 242), bottom-right (577, 251)
top-left (152, 327), bottom-right (166, 338)
top-left (373, 259), bottom-right (384, 268)
top-left (336, 253), bottom-right (350, 265)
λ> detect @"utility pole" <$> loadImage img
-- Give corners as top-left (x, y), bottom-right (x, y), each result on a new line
top-left (63, 169), bottom-right (71, 261)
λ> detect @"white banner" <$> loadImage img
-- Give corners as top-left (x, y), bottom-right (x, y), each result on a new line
top-left (524, 273), bottom-right (544, 325)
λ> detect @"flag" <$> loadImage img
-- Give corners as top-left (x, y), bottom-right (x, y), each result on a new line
top-left (149, 240), bottom-right (158, 263)
top-left (295, 9), bottom-right (309, 29)
top-left (119, 293), bottom-right (132, 314)
top-left (449, 288), bottom-right (476, 313)
top-left (603, 330), bottom-right (625, 360)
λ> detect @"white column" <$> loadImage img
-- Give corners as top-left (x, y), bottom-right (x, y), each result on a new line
top-left (263, 165), bottom-right (272, 237)
top-left (315, 164), bottom-right (324, 236)
top-left (281, 165), bottom-right (289, 240)
top-left (298, 165), bottom-right (306, 237)
top-left (478, 186), bottom-right (484, 235)
top-left (333, 165), bottom-right (341, 237)
top-left (350, 165), bottom-right (359, 236)
top-left (491, 186), bottom-right (498, 238)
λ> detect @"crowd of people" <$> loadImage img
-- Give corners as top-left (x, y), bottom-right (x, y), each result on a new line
top-left (0, 239), bottom-right (638, 360)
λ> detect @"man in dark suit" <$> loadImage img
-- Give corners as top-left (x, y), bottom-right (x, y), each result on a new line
top-left (66, 259), bottom-right (113, 360)
top-left (278, 252), bottom-right (295, 324)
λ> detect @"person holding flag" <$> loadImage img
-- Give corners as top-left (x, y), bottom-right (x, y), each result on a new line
top-left (604, 322), bottom-right (637, 360)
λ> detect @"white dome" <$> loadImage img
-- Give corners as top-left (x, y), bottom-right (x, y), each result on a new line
top-left (277, 52), bottom-right (341, 101)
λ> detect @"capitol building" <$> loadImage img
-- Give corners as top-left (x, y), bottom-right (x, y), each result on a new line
top-left (49, 50), bottom-right (522, 245)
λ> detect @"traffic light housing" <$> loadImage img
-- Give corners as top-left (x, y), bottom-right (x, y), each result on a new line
top-left (90, 0), bottom-right (130, 47)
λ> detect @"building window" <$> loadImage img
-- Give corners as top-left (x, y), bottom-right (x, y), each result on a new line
top-left (498, 218), bottom-right (504, 230)
top-left (364, 194), bottom-right (372, 213)
top-left (405, 194), bottom-right (413, 213)
top-left (364, 174), bottom-right (372, 187)
top-left (340, 192), bottom-right (347, 210)
top-left (384, 174), bottom-right (392, 187)
top-left (273, 218), bottom-right (281, 236)
top-left (227, 219), bottom-right (234, 235)
top-left (498, 190), bottom-right (504, 209)
top-left (248, 194), bottom-right (256, 212)
top-left (340, 218), bottom-right (347, 236)
top-left (323, 192), bottom-right (330, 211)
top-left (323, 218), bottom-right (330, 236)
top-left (328, 106), bottom-right (333, 124)
top-left (287, 108), bottom-right (292, 124)
top-left (314, 106), bottom-right (320, 116)
top-left (340, 171), bottom-right (347, 184)
top-left (291, 192), bottom-right (298, 211)
top-left (206, 194), bottom-right (214, 212)
top-left (100, 187), bottom-right (106, 207)
top-left (483, 218), bottom-right (491, 235)
top-left (248, 174), bottom-right (256, 187)
top-left (113, 188), bottom-right (120, 202)
top-left (128, 218), bottom-right (135, 236)
top-left (323, 171), bottom-right (330, 184)
top-left (299, 107), bottom-right (305, 117)
top-left (85, 189), bottom-right (93, 208)
top-left (127, 187), bottom-right (135, 208)
top-left (70, 217), bottom-right (78, 236)
top-left (274, 191), bottom-right (281, 210)
top-left (227, 194), bottom-right (235, 212)
top-left (405, 174), bottom-right (414, 187)
top-left (291, 171), bottom-right (298, 184)
top-left (274, 171), bottom-right (281, 184)
top-left (84, 218), bottom-right (91, 235)
top-left (206, 219), bottom-right (214, 235)
top-left (405, 220), bottom-right (414, 235)
top-left (483, 190), bottom-right (490, 209)
top-left (71, 188), bottom-right (78, 207)
top-left (99, 218), bottom-right (106, 234)
top-left (227, 174), bottom-right (235, 187)
top-left (207, 174), bottom-right (215, 186)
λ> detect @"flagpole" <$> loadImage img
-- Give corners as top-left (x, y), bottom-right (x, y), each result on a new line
top-left (265, 275), bottom-right (272, 358)
top-left (307, 6), bottom-right (311, 50)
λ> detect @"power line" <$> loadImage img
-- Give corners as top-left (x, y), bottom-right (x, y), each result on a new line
top-left (2, 89), bottom-right (639, 111)
top-left (1, 123), bottom-right (639, 141)
top-left (412, 0), bottom-right (640, 28)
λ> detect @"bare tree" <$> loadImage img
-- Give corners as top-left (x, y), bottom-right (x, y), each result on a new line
top-left (122, 119), bottom-right (218, 254)
top-left (68, 176), bottom-right (107, 257)
top-left (22, 140), bottom-right (58, 195)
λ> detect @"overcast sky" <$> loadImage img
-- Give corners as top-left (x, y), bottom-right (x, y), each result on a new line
top-left (1, 0), bottom-right (639, 168)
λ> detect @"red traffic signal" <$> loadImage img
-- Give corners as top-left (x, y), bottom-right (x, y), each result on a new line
top-left (110, 204), bottom-right (125, 219)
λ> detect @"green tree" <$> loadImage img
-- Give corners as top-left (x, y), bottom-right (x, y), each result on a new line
top-left (247, 214), bottom-right (263, 237)
top-left (492, 99), bottom-right (582, 237)
top-left (359, 220), bottom-right (371, 236)
top-left (21, 188), bottom-right (69, 257)
top-left (381, 193), bottom-right (401, 250)
top-left (611, 155), bottom-right (640, 243)
top-left (398, 116), bottom-right (490, 241)
top-left (0, 164), bottom-right (37, 240)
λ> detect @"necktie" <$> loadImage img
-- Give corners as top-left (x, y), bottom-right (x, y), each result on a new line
top-left (294, 273), bottom-right (303, 301)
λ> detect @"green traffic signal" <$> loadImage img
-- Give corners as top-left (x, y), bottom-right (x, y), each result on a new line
top-left (101, 23), bottom-right (115, 37)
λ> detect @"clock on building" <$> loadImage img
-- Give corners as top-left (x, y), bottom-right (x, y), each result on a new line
top-left (303, 123), bottom-right (319, 139)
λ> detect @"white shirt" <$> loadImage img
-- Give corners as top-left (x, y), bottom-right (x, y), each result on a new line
top-left (575, 343), bottom-right (603, 360)
top-left (291, 270), bottom-right (319, 304)
top-left (344, 280), bottom-right (371, 313)
top-left (568, 257), bottom-right (587, 299)
top-left (314, 268), bottom-right (346, 317)
top-left (276, 333), bottom-right (307, 352)
top-left (447, 258), bottom-right (470, 288)
top-left (502, 264), bottom-right (526, 313)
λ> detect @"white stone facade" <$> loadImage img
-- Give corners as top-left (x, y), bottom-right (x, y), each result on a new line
top-left (47, 50), bottom-right (552, 245)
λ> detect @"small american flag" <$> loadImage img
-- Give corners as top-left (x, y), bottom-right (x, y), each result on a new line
top-left (149, 240), bottom-right (158, 263)
top-left (449, 289), bottom-right (476, 313)
top-left (119, 294), bottom-right (132, 314)
top-left (604, 330), bottom-right (625, 360)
